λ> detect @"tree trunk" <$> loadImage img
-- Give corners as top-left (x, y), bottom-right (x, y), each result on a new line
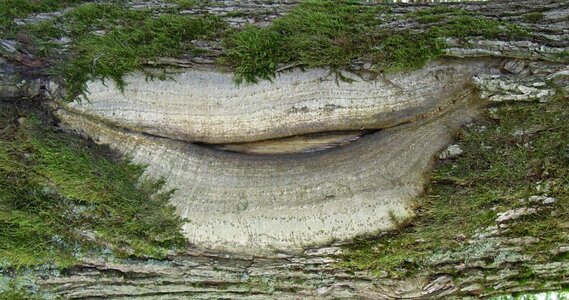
top-left (1, 0), bottom-right (568, 299)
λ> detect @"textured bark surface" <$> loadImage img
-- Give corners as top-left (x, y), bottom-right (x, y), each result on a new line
top-left (36, 234), bottom-right (569, 299)
top-left (1, 0), bottom-right (568, 298)
top-left (55, 81), bottom-right (481, 252)
top-left (36, 246), bottom-right (461, 299)
top-left (54, 58), bottom-right (496, 251)
top-left (62, 61), bottom-right (488, 144)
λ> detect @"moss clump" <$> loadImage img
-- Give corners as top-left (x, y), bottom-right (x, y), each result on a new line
top-left (553, 51), bottom-right (569, 62)
top-left (0, 275), bottom-right (47, 300)
top-left (428, 15), bottom-right (527, 39)
top-left (367, 32), bottom-right (444, 74)
top-left (0, 289), bottom-right (41, 300)
top-left (340, 91), bottom-right (569, 277)
top-left (407, 6), bottom-right (528, 39)
top-left (13, 2), bottom-right (227, 99)
top-left (0, 104), bottom-right (186, 270)
top-left (6, 1), bottom-right (529, 92)
top-left (164, 0), bottom-right (209, 10)
top-left (523, 12), bottom-right (544, 24)
top-left (222, 0), bottom-right (386, 83)
top-left (222, 1), bottom-right (528, 84)
top-left (0, 0), bottom-right (84, 33)
top-left (58, 3), bottom-right (225, 98)
top-left (494, 291), bottom-right (569, 300)
top-left (407, 6), bottom-right (473, 24)
top-left (223, 26), bottom-right (285, 84)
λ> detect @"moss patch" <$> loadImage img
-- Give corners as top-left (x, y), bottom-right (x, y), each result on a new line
top-left (494, 291), bottom-right (569, 300)
top-left (59, 3), bottom-right (226, 97)
top-left (222, 0), bottom-right (425, 83)
top-left (523, 12), bottom-right (544, 24)
top-left (0, 0), bottom-right (85, 33)
top-left (221, 1), bottom-right (527, 83)
top-left (164, 0), bottom-right (210, 10)
top-left (0, 103), bottom-right (186, 270)
top-left (340, 91), bottom-right (569, 279)
top-left (12, 2), bottom-right (227, 99)
top-left (5, 1), bottom-right (529, 94)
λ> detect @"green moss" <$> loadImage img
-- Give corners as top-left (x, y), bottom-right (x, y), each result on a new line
top-left (222, 1), bottom-right (528, 83)
top-left (164, 0), bottom-right (210, 9)
top-left (553, 51), bottom-right (569, 62)
top-left (408, 6), bottom-right (528, 39)
top-left (407, 6), bottom-right (473, 24)
top-left (0, 0), bottom-right (84, 34)
top-left (222, 0), bottom-right (384, 83)
top-left (61, 3), bottom-right (147, 37)
top-left (223, 26), bottom-right (285, 84)
top-left (5, 1), bottom-right (530, 92)
top-left (0, 275), bottom-right (47, 300)
top-left (523, 12), bottom-right (544, 24)
top-left (429, 15), bottom-right (515, 39)
top-left (340, 92), bottom-right (569, 277)
top-left (0, 289), bottom-right (42, 300)
top-left (494, 291), bottom-right (569, 300)
top-left (0, 105), bottom-right (186, 270)
top-left (56, 3), bottom-right (226, 98)
top-left (10, 2), bottom-right (226, 99)
top-left (248, 275), bottom-right (276, 293)
top-left (367, 32), bottom-right (445, 72)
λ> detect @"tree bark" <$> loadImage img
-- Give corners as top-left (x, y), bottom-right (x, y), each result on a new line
top-left (1, 0), bottom-right (568, 299)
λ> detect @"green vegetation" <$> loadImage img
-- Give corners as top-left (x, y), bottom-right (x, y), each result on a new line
top-left (61, 3), bottom-right (225, 98)
top-left (55, 3), bottom-right (222, 98)
top-left (0, 0), bottom-right (84, 33)
top-left (405, 4), bottom-right (527, 39)
top-left (523, 12), bottom-right (544, 24)
top-left (11, 2), bottom-right (226, 98)
top-left (406, 6), bottom-right (528, 39)
top-left (222, 2), bottom-right (527, 83)
top-left (553, 51), bottom-right (569, 62)
top-left (4, 1), bottom-right (529, 92)
top-left (0, 104), bottom-right (186, 270)
top-left (222, 1), bottom-right (397, 83)
top-left (494, 291), bottom-right (569, 300)
top-left (428, 15), bottom-right (527, 39)
top-left (340, 91), bottom-right (569, 280)
top-left (164, 0), bottom-right (209, 9)
top-left (0, 290), bottom-right (39, 300)
top-left (406, 5), bottom-right (473, 24)
top-left (0, 275), bottom-right (46, 300)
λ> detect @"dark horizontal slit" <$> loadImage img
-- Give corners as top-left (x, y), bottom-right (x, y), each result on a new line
top-left (195, 130), bottom-right (378, 155)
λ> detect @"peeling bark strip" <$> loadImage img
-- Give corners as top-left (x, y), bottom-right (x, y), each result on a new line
top-left (37, 246), bottom-right (458, 299)
top-left (37, 243), bottom-right (569, 299)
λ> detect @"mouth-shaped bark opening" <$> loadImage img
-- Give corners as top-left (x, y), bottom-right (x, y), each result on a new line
top-left (53, 59), bottom-right (500, 253)
top-left (201, 130), bottom-right (373, 155)
top-left (196, 80), bottom-right (466, 156)
top-left (64, 59), bottom-right (493, 143)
